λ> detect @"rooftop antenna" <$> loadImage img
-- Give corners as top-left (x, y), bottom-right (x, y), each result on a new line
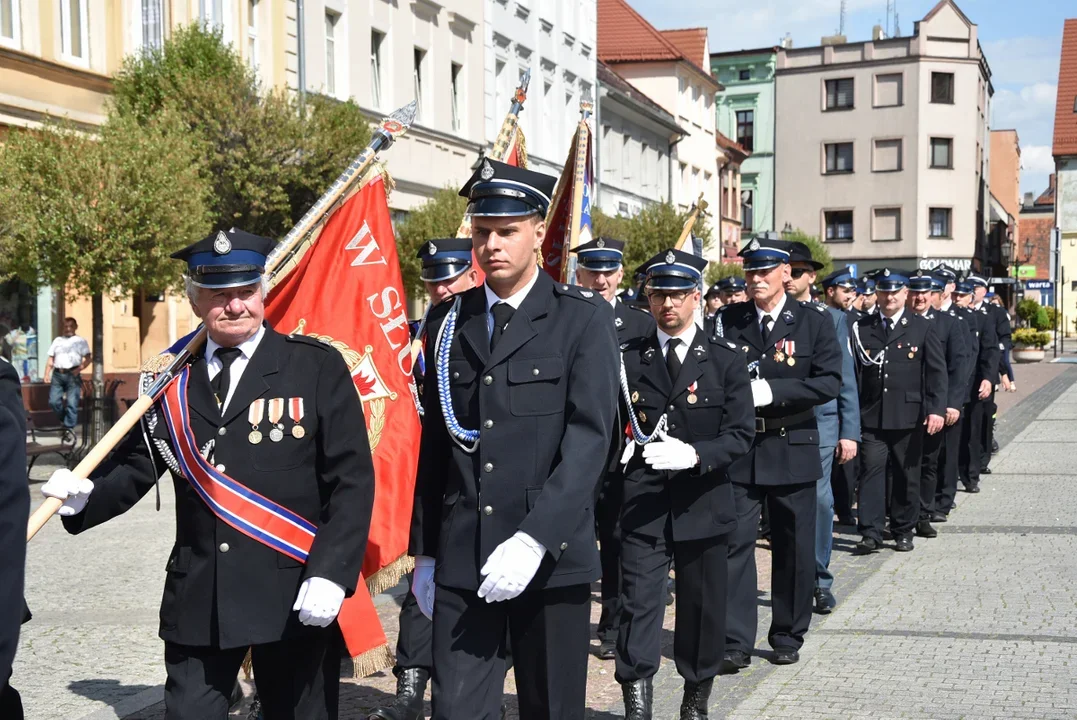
top-left (895, 11), bottom-right (901, 37)
top-left (885, 0), bottom-right (894, 36)
top-left (839, 0), bottom-right (847, 35)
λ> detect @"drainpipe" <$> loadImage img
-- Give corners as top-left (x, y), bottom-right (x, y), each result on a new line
top-left (668, 133), bottom-right (684, 204)
top-left (297, 0), bottom-right (306, 117)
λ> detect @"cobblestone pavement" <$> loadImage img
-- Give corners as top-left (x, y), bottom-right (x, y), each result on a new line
top-left (12, 360), bottom-right (1076, 719)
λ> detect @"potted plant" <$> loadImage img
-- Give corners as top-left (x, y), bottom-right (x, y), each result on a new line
top-left (1012, 328), bottom-right (1050, 363)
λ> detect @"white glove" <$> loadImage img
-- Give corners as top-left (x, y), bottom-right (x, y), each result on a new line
top-left (292, 577), bottom-right (346, 627)
top-left (641, 431), bottom-right (698, 471)
top-left (41, 469), bottom-right (93, 517)
top-left (478, 532), bottom-right (545, 603)
top-left (620, 440), bottom-right (637, 466)
top-left (411, 556), bottom-right (436, 620)
top-left (751, 379), bottom-right (773, 407)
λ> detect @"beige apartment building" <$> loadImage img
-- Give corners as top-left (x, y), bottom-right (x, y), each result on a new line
top-left (774, 0), bottom-right (992, 274)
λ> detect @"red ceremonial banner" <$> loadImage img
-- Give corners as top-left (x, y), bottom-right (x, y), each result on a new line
top-left (265, 173), bottom-right (421, 670)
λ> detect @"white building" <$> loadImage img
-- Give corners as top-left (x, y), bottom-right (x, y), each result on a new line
top-left (483, 0), bottom-right (598, 179)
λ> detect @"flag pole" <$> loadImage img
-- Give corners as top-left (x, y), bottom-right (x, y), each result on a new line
top-left (559, 99), bottom-right (593, 285)
top-left (27, 101), bottom-right (419, 542)
top-left (674, 193), bottom-right (708, 251)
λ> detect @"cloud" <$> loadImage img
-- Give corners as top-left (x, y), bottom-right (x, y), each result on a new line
top-left (1021, 145), bottom-right (1055, 176)
top-left (992, 83), bottom-right (1057, 132)
top-left (982, 35), bottom-right (1062, 88)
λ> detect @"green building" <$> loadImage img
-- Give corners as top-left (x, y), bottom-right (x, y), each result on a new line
top-left (711, 48), bottom-right (778, 236)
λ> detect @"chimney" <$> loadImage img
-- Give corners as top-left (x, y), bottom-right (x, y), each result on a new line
top-left (873, 25), bottom-right (886, 41)
top-left (1023, 192), bottom-right (1034, 208)
top-left (780, 33), bottom-right (793, 49)
top-left (821, 34), bottom-right (847, 46)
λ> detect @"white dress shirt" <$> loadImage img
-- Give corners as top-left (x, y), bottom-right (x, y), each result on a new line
top-left (880, 307), bottom-right (904, 331)
top-left (205, 324), bottom-right (266, 412)
top-left (657, 323), bottom-right (698, 363)
top-left (940, 300), bottom-right (953, 313)
top-left (754, 293), bottom-right (788, 333)
top-left (484, 269), bottom-right (541, 335)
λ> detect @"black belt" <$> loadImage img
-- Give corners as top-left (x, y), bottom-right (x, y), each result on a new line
top-left (54, 368), bottom-right (78, 374)
top-left (755, 409), bottom-right (815, 433)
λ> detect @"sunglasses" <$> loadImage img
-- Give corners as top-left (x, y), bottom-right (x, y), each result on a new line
top-left (790, 268), bottom-right (813, 279)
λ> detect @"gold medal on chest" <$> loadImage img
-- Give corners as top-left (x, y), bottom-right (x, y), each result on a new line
top-left (774, 351), bottom-right (785, 363)
top-left (631, 390), bottom-right (640, 403)
top-left (248, 429), bottom-right (263, 444)
top-left (687, 393), bottom-right (698, 405)
top-left (787, 357), bottom-right (796, 366)
top-left (248, 399), bottom-right (266, 445)
top-left (292, 425), bottom-right (306, 439)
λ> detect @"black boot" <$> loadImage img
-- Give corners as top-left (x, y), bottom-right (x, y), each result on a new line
top-left (679, 678), bottom-right (713, 719)
top-left (621, 678), bottom-right (653, 720)
top-left (368, 667), bottom-right (429, 720)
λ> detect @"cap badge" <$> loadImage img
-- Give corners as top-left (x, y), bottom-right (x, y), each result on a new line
top-left (428, 242), bottom-right (438, 256)
top-left (749, 239), bottom-right (760, 251)
top-left (580, 290), bottom-right (594, 298)
top-left (665, 251), bottom-right (676, 264)
top-left (213, 231), bottom-right (231, 255)
top-left (596, 238), bottom-right (605, 249)
top-left (480, 159), bottom-right (495, 181)
top-left (883, 269), bottom-right (891, 277)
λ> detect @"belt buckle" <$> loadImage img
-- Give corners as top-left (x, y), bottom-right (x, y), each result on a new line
top-left (755, 417), bottom-right (765, 433)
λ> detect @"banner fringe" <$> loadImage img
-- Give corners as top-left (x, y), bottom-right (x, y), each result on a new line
top-left (366, 553), bottom-right (415, 597)
top-left (516, 126), bottom-right (529, 169)
top-left (352, 642), bottom-right (395, 678)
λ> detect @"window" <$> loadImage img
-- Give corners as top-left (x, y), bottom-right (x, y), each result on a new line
top-left (741, 190), bottom-right (754, 232)
top-left (872, 208), bottom-right (901, 241)
top-left (246, 0), bottom-right (257, 67)
top-left (324, 12), bottom-right (338, 95)
top-left (198, 0), bottom-right (228, 33)
top-left (451, 63), bottom-right (463, 132)
top-left (370, 30), bottom-right (385, 108)
top-left (61, 0), bottom-right (89, 63)
top-left (640, 143), bottom-right (649, 188)
top-left (825, 142), bottom-right (854, 174)
top-left (874, 73), bottom-right (902, 107)
top-left (825, 78), bottom-right (854, 109)
top-left (825, 210), bottom-right (854, 242)
top-left (929, 207), bottom-right (952, 238)
top-left (0, 0), bottom-right (18, 46)
top-left (622, 135), bottom-right (631, 179)
top-left (414, 47), bottom-right (426, 121)
top-left (739, 69), bottom-right (751, 81)
top-left (736, 110), bottom-right (754, 152)
top-left (931, 72), bottom-right (954, 104)
top-left (873, 138), bottom-right (903, 172)
top-left (930, 137), bottom-right (953, 169)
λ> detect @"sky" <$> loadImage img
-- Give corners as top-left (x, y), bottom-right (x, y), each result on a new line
top-left (626, 0), bottom-right (1069, 197)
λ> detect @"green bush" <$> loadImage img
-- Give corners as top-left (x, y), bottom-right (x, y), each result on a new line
top-left (1016, 298), bottom-right (1041, 324)
top-left (1033, 306), bottom-right (1052, 331)
top-left (704, 262), bottom-right (745, 287)
top-left (1012, 328), bottom-right (1051, 348)
top-left (1044, 305), bottom-right (1059, 329)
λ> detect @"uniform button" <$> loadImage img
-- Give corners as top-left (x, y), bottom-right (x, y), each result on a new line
top-left (560, 542), bottom-right (568, 550)
top-left (216, 463), bottom-right (226, 472)
top-left (669, 424), bottom-right (677, 430)
top-left (483, 419), bottom-right (494, 429)
top-left (219, 542), bottom-right (230, 553)
top-left (217, 427), bottom-right (227, 437)
top-left (668, 405), bottom-right (675, 411)
top-left (483, 375), bottom-right (493, 385)
top-left (883, 388), bottom-right (888, 392)
top-left (484, 462), bottom-right (494, 472)
top-left (483, 505), bottom-right (493, 516)
top-left (452, 371), bottom-right (460, 380)
top-left (532, 368), bottom-right (540, 376)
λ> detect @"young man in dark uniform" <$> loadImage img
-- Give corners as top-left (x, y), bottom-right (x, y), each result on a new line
top-left (572, 237), bottom-right (655, 661)
top-left (954, 279), bottom-right (999, 494)
top-left (969, 275), bottom-right (1010, 474)
top-left (371, 238), bottom-right (479, 720)
top-left (615, 248), bottom-right (753, 719)
top-left (851, 269), bottom-right (946, 554)
top-left (715, 238), bottom-right (842, 669)
top-left (409, 159), bottom-right (619, 719)
top-left (0, 356), bottom-right (28, 720)
top-left (42, 229), bottom-right (377, 720)
top-left (908, 271), bottom-right (970, 539)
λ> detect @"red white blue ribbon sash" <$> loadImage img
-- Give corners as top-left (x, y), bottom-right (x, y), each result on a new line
top-left (159, 367), bottom-right (317, 563)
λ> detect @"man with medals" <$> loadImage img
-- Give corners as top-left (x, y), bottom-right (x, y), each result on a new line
top-left (784, 247), bottom-right (860, 615)
top-left (409, 159), bottom-right (619, 719)
top-left (714, 238), bottom-right (842, 670)
top-left (614, 248), bottom-right (753, 719)
top-left (953, 278), bottom-right (999, 494)
top-left (40, 229), bottom-right (376, 719)
top-left (906, 271), bottom-right (970, 540)
top-left (570, 237), bottom-right (655, 661)
top-left (370, 238), bottom-right (478, 720)
top-left (851, 269), bottom-right (946, 554)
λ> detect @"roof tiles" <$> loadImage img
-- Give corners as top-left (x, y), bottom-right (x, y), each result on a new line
top-left (1053, 19), bottom-right (1077, 158)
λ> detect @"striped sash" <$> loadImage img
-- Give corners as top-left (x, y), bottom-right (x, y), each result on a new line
top-left (159, 367), bottom-right (317, 564)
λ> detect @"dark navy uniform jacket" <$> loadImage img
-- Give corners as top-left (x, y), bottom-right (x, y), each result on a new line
top-left (410, 270), bottom-right (619, 592)
top-left (0, 359), bottom-right (28, 685)
top-left (63, 326), bottom-right (376, 650)
top-left (714, 296), bottom-right (842, 487)
top-left (619, 328), bottom-right (754, 540)
top-left (928, 308), bottom-right (972, 411)
top-left (959, 305), bottom-right (1000, 397)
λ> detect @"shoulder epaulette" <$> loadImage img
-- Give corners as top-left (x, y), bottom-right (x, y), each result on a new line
top-left (286, 333), bottom-right (332, 351)
top-left (707, 335), bottom-right (739, 352)
top-left (799, 300), bottom-right (826, 313)
top-left (553, 282), bottom-right (605, 305)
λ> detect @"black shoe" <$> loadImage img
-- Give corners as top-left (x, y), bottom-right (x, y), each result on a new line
top-left (915, 520), bottom-right (938, 538)
top-left (894, 536), bottom-right (914, 552)
top-left (772, 648), bottom-right (800, 665)
top-left (929, 511), bottom-right (947, 523)
top-left (813, 587), bottom-right (836, 614)
top-left (981, 467), bottom-right (992, 475)
top-left (992, 438), bottom-right (1000, 454)
top-left (368, 667), bottom-right (429, 720)
top-left (621, 678), bottom-right (653, 720)
top-left (597, 638), bottom-right (616, 660)
top-left (965, 481), bottom-right (981, 493)
top-left (721, 649), bottom-right (751, 673)
top-left (854, 537), bottom-right (881, 554)
top-left (835, 514), bottom-right (856, 526)
top-left (679, 678), bottom-right (713, 719)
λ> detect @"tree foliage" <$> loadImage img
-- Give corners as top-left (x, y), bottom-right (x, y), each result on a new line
top-left (110, 23), bottom-right (372, 238)
top-left (705, 262), bottom-right (745, 287)
top-left (394, 188), bottom-right (469, 297)
top-left (592, 204), bottom-right (714, 288)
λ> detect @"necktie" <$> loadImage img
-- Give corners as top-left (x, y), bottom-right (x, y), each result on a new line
top-left (760, 315), bottom-right (774, 346)
top-left (490, 302), bottom-right (515, 351)
top-left (211, 347), bottom-right (242, 412)
top-left (883, 317), bottom-right (893, 338)
top-left (665, 338), bottom-right (682, 382)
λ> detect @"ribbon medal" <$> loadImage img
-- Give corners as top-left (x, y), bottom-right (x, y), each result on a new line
top-left (786, 340), bottom-right (797, 366)
top-left (687, 381), bottom-right (699, 405)
top-left (773, 339), bottom-right (786, 364)
top-left (268, 398), bottom-right (285, 442)
top-left (248, 399), bottom-right (265, 444)
top-left (289, 397), bottom-right (306, 439)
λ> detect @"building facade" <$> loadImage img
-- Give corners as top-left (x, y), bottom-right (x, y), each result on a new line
top-left (1018, 179), bottom-right (1056, 295)
top-left (711, 48), bottom-right (777, 237)
top-left (595, 60), bottom-right (684, 217)
top-left (716, 133), bottom-right (749, 262)
top-left (1052, 19), bottom-right (1077, 337)
top-left (773, 0), bottom-right (993, 274)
